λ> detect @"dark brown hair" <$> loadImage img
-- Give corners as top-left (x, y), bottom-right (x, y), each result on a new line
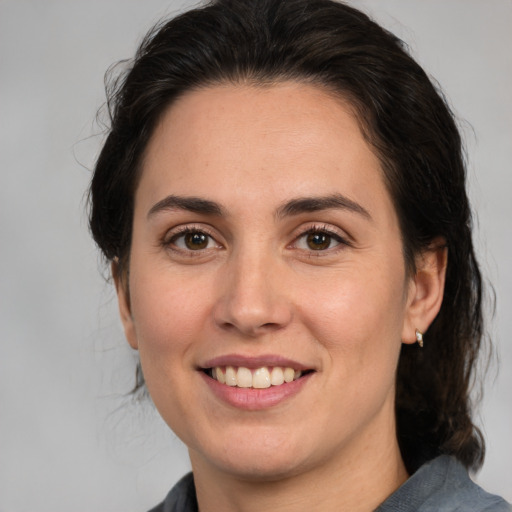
top-left (89, 0), bottom-right (486, 473)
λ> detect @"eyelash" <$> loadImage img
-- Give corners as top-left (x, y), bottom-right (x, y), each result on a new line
top-left (163, 225), bottom-right (221, 255)
top-left (162, 224), bottom-right (351, 256)
top-left (292, 224), bottom-right (351, 254)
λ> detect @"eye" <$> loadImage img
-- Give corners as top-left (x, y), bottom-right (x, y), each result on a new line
top-left (168, 229), bottom-right (218, 251)
top-left (294, 227), bottom-right (346, 251)
top-left (304, 232), bottom-right (334, 250)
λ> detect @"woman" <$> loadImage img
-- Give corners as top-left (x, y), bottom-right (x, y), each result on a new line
top-left (88, 0), bottom-right (511, 510)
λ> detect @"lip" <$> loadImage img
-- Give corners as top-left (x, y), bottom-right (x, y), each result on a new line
top-left (200, 354), bottom-right (312, 371)
top-left (200, 370), bottom-right (314, 410)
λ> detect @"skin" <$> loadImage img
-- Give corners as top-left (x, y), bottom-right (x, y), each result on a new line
top-left (115, 82), bottom-right (447, 512)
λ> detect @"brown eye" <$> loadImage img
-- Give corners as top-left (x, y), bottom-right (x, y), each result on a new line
top-left (184, 232), bottom-right (209, 250)
top-left (169, 229), bottom-right (217, 251)
top-left (294, 228), bottom-right (346, 253)
top-left (306, 232), bottom-right (332, 250)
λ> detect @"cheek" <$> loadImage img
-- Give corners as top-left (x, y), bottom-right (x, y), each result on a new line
top-left (297, 261), bottom-right (407, 368)
top-left (128, 267), bottom-right (212, 388)
top-left (127, 269), bottom-right (212, 432)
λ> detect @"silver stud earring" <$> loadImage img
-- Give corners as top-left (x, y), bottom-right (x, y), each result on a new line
top-left (415, 329), bottom-right (424, 348)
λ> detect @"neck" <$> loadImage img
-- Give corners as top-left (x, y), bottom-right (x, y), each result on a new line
top-left (189, 411), bottom-right (408, 512)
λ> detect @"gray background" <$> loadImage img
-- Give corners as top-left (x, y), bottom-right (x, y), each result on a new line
top-left (0, 0), bottom-right (510, 510)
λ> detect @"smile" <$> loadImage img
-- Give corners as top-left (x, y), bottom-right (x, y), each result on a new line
top-left (206, 366), bottom-right (308, 389)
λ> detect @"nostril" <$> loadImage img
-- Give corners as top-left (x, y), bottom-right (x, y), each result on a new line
top-left (212, 284), bottom-right (294, 336)
top-left (222, 321), bottom-right (285, 337)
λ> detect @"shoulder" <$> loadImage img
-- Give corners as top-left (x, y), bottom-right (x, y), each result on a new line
top-left (377, 456), bottom-right (511, 512)
top-left (147, 473), bottom-right (198, 512)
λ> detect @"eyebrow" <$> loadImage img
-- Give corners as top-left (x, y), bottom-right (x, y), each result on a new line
top-left (147, 193), bottom-right (371, 221)
top-left (147, 195), bottom-right (225, 218)
top-left (276, 193), bottom-right (371, 220)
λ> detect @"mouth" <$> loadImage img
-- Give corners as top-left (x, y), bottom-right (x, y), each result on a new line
top-left (203, 365), bottom-right (314, 389)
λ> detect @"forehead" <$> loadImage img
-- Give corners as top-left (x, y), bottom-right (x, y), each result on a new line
top-left (137, 82), bottom-right (393, 223)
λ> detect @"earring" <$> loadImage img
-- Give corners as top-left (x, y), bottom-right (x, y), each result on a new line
top-left (415, 329), bottom-right (424, 348)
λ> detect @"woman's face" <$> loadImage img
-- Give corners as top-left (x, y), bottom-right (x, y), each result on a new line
top-left (117, 83), bottom-right (423, 480)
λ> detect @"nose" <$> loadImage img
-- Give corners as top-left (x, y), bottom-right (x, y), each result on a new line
top-left (213, 248), bottom-right (293, 337)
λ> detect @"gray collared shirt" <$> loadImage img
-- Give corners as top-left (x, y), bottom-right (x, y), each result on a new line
top-left (149, 456), bottom-right (511, 512)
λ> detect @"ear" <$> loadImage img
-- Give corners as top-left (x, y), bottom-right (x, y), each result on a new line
top-left (112, 260), bottom-right (139, 350)
top-left (402, 239), bottom-right (448, 345)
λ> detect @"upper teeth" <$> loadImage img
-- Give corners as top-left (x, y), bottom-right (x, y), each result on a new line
top-left (212, 366), bottom-right (302, 388)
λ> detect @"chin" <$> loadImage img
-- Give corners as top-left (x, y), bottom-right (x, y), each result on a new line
top-left (190, 428), bottom-right (313, 482)
top-left (215, 453), bottom-right (307, 482)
